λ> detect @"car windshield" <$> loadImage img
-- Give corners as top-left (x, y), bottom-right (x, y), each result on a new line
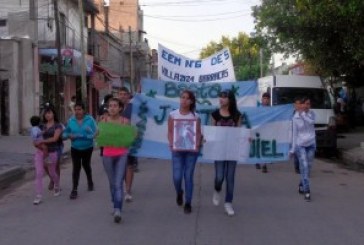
top-left (272, 87), bottom-right (332, 109)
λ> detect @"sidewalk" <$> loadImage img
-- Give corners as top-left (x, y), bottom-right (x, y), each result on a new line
top-left (336, 126), bottom-right (364, 170)
top-left (0, 136), bottom-right (71, 190)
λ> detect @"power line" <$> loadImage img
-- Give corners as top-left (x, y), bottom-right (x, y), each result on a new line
top-left (139, 0), bottom-right (244, 7)
top-left (146, 10), bottom-right (249, 18)
top-left (144, 13), bottom-right (250, 22)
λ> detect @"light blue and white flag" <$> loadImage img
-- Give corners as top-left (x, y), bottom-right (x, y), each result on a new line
top-left (130, 94), bottom-right (294, 164)
top-left (141, 78), bottom-right (259, 107)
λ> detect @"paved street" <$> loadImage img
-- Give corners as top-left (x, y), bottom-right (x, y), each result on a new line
top-left (1, 153), bottom-right (364, 245)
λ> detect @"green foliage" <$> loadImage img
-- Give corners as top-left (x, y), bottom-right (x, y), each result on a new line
top-left (253, 0), bottom-right (364, 86)
top-left (199, 32), bottom-right (272, 80)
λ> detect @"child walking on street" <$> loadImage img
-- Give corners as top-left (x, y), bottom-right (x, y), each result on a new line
top-left (290, 97), bottom-right (316, 201)
top-left (255, 92), bottom-right (271, 173)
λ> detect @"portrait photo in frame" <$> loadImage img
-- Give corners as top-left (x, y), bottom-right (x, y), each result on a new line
top-left (172, 119), bottom-right (198, 152)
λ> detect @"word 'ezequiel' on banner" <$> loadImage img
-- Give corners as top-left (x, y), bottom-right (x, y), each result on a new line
top-left (158, 44), bottom-right (236, 83)
top-left (130, 80), bottom-right (294, 164)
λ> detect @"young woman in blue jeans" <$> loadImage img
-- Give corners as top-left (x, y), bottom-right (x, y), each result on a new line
top-left (100, 98), bottom-right (130, 223)
top-left (290, 97), bottom-right (316, 202)
top-left (168, 90), bottom-right (202, 214)
top-left (211, 90), bottom-right (242, 216)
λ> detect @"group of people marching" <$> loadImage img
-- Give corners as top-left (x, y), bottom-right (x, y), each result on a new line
top-left (30, 87), bottom-right (137, 223)
top-left (167, 90), bottom-right (316, 217)
top-left (30, 87), bottom-right (316, 223)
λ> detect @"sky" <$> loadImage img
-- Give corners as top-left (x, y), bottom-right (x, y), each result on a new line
top-left (139, 0), bottom-right (261, 59)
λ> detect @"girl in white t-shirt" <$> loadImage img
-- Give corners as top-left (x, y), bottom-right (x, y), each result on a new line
top-left (167, 90), bottom-right (202, 214)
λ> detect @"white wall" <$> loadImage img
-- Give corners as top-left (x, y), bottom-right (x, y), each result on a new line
top-left (0, 38), bottom-right (37, 135)
top-left (0, 39), bottom-right (19, 135)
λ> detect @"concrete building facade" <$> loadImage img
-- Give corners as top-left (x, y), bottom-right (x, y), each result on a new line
top-left (0, 38), bottom-right (38, 135)
top-left (0, 0), bottom-right (98, 134)
top-left (93, 0), bottom-right (150, 93)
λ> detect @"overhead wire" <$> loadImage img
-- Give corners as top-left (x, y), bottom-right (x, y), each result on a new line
top-left (139, 0), bottom-right (245, 7)
top-left (144, 13), bottom-right (251, 22)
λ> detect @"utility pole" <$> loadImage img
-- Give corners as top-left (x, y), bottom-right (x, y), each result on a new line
top-left (104, 4), bottom-right (109, 34)
top-left (30, 0), bottom-right (40, 115)
top-left (53, 0), bottom-right (63, 120)
top-left (129, 26), bottom-right (134, 94)
top-left (119, 26), bottom-right (123, 88)
top-left (78, 0), bottom-right (87, 108)
top-left (259, 48), bottom-right (263, 78)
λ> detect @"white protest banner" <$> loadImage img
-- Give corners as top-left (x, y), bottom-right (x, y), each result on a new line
top-left (130, 94), bottom-right (294, 164)
top-left (202, 126), bottom-right (251, 162)
top-left (158, 44), bottom-right (236, 83)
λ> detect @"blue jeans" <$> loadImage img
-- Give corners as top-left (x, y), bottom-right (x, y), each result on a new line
top-left (214, 161), bottom-right (237, 203)
top-left (102, 155), bottom-right (127, 210)
top-left (294, 154), bottom-right (299, 171)
top-left (172, 151), bottom-right (199, 205)
top-left (296, 144), bottom-right (316, 193)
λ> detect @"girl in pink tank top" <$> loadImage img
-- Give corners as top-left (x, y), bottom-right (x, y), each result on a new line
top-left (100, 97), bottom-right (130, 223)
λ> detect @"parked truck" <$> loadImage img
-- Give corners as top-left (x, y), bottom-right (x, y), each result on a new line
top-left (257, 75), bottom-right (337, 153)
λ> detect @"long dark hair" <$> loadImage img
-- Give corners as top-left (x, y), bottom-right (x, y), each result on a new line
top-left (42, 106), bottom-right (59, 123)
top-left (220, 90), bottom-right (240, 123)
top-left (181, 90), bottom-right (196, 114)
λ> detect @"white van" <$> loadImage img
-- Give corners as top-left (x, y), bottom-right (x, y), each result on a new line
top-left (257, 75), bottom-right (337, 152)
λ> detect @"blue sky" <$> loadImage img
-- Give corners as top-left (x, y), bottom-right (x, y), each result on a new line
top-left (140, 0), bottom-right (261, 59)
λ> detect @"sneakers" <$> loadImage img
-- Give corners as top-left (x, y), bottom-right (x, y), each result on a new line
top-left (304, 192), bottom-right (311, 202)
top-left (176, 191), bottom-right (184, 206)
top-left (33, 195), bottom-right (42, 205)
top-left (69, 190), bottom-right (78, 200)
top-left (54, 188), bottom-right (61, 197)
top-left (212, 190), bottom-right (220, 206)
top-left (114, 209), bottom-right (122, 223)
top-left (184, 203), bottom-right (192, 214)
top-left (224, 203), bottom-right (235, 216)
top-left (125, 193), bottom-right (133, 202)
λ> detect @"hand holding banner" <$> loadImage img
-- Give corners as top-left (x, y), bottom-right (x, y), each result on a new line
top-left (202, 126), bottom-right (251, 161)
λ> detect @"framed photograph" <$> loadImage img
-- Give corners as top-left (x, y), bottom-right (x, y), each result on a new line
top-left (172, 119), bottom-right (198, 152)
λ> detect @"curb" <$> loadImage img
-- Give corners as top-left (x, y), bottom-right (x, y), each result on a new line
top-left (0, 166), bottom-right (26, 190)
top-left (0, 150), bottom-right (71, 191)
top-left (340, 147), bottom-right (364, 170)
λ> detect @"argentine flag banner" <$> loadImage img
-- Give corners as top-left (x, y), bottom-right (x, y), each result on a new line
top-left (142, 78), bottom-right (258, 107)
top-left (130, 86), bottom-right (294, 164)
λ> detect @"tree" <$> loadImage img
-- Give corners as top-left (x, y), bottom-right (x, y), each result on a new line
top-left (253, 0), bottom-right (364, 86)
top-left (199, 32), bottom-right (272, 81)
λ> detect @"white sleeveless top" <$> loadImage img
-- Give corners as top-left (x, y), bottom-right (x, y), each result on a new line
top-left (169, 109), bottom-right (199, 120)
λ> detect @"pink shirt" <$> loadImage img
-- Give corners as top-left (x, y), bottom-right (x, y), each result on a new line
top-left (103, 146), bottom-right (128, 157)
top-left (102, 116), bottom-right (129, 157)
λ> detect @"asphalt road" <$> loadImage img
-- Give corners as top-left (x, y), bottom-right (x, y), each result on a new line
top-left (1, 153), bottom-right (364, 245)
